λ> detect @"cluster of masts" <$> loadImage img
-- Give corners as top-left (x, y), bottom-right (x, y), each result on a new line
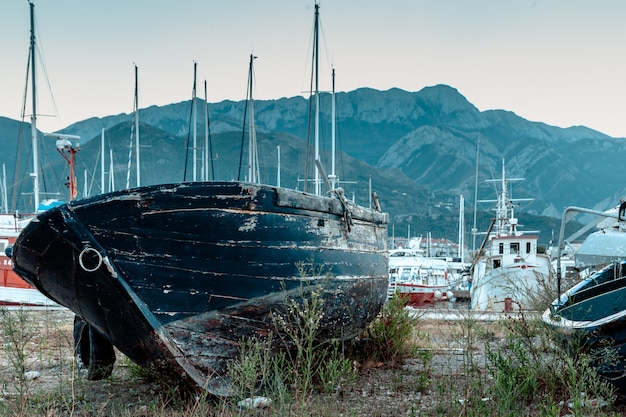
top-left (18, 1), bottom-right (347, 217)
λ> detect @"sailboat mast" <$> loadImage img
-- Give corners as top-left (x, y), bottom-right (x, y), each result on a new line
top-left (247, 54), bottom-right (259, 184)
top-left (134, 65), bottom-right (140, 187)
top-left (204, 80), bottom-right (209, 181)
top-left (109, 149), bottom-right (115, 192)
top-left (313, 3), bottom-right (320, 196)
top-left (2, 164), bottom-right (7, 214)
top-left (458, 195), bottom-right (465, 259)
top-left (471, 139), bottom-right (480, 253)
top-left (29, 1), bottom-right (40, 212)
top-left (192, 62), bottom-right (198, 182)
top-left (101, 128), bottom-right (105, 193)
top-left (276, 145), bottom-right (281, 187)
top-left (330, 67), bottom-right (337, 189)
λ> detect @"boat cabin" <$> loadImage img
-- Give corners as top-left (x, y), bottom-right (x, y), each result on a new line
top-left (486, 234), bottom-right (539, 270)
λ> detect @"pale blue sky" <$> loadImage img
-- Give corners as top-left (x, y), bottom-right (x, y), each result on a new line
top-left (2, 0), bottom-right (626, 137)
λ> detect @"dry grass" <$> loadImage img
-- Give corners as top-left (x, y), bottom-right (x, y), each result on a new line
top-left (0, 306), bottom-right (624, 416)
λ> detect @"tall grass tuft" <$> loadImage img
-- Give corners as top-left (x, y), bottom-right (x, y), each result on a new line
top-left (365, 293), bottom-right (417, 364)
top-left (0, 306), bottom-right (40, 415)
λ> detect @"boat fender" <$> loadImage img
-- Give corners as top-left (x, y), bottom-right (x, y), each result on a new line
top-left (79, 246), bottom-right (103, 272)
top-left (73, 316), bottom-right (116, 380)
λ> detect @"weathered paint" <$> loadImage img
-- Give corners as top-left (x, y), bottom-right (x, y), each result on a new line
top-left (12, 181), bottom-right (388, 395)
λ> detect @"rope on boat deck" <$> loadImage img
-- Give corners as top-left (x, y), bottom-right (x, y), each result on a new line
top-left (334, 188), bottom-right (353, 232)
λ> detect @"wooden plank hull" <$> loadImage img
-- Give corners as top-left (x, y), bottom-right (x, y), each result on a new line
top-left (11, 181), bottom-right (388, 395)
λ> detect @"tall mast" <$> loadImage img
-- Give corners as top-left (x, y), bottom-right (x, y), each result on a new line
top-left (276, 145), bottom-right (281, 187)
top-left (101, 128), bottom-right (105, 193)
top-left (313, 3), bottom-right (320, 195)
top-left (29, 1), bottom-right (40, 212)
top-left (330, 67), bottom-right (337, 189)
top-left (247, 54), bottom-right (259, 183)
top-left (125, 66), bottom-right (139, 189)
top-left (471, 139), bottom-right (480, 253)
top-left (192, 62), bottom-right (197, 181)
top-left (2, 164), bottom-right (7, 214)
top-left (497, 159), bottom-right (508, 234)
top-left (109, 149), bottom-right (115, 191)
top-left (134, 65), bottom-right (140, 187)
top-left (458, 195), bottom-right (465, 259)
top-left (204, 80), bottom-right (209, 181)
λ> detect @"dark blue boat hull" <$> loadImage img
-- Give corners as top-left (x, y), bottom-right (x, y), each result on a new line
top-left (12, 181), bottom-right (389, 395)
top-left (543, 262), bottom-right (626, 392)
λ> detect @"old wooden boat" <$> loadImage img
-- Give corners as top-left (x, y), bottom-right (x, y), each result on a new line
top-left (11, 181), bottom-right (388, 395)
top-left (10, 2), bottom-right (389, 396)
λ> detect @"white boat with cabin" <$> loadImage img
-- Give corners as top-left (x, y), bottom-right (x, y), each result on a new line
top-left (470, 161), bottom-right (550, 311)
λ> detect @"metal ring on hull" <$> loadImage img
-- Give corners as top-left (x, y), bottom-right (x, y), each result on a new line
top-left (79, 246), bottom-right (103, 272)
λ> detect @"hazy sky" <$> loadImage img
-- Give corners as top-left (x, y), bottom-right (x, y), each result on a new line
top-left (2, 0), bottom-right (626, 137)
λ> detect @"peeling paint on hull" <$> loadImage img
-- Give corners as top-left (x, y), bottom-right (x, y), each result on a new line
top-left (11, 181), bottom-right (388, 395)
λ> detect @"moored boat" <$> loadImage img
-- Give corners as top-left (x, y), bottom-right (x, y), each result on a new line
top-left (0, 214), bottom-right (58, 306)
top-left (543, 201), bottom-right (626, 391)
top-left (470, 160), bottom-right (550, 311)
top-left (388, 249), bottom-right (451, 306)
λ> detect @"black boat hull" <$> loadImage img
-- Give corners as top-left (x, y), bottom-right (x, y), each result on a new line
top-left (543, 262), bottom-right (626, 392)
top-left (12, 182), bottom-right (389, 395)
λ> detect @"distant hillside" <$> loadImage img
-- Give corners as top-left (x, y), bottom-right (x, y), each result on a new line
top-left (1, 84), bottom-right (610, 245)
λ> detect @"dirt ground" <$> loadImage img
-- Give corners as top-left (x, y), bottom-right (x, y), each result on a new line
top-left (0, 307), bottom-right (624, 416)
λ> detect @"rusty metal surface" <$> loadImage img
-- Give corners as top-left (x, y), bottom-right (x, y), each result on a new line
top-left (12, 181), bottom-right (388, 395)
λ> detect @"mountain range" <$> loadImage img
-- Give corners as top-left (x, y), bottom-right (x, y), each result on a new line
top-left (2, 84), bottom-right (621, 246)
